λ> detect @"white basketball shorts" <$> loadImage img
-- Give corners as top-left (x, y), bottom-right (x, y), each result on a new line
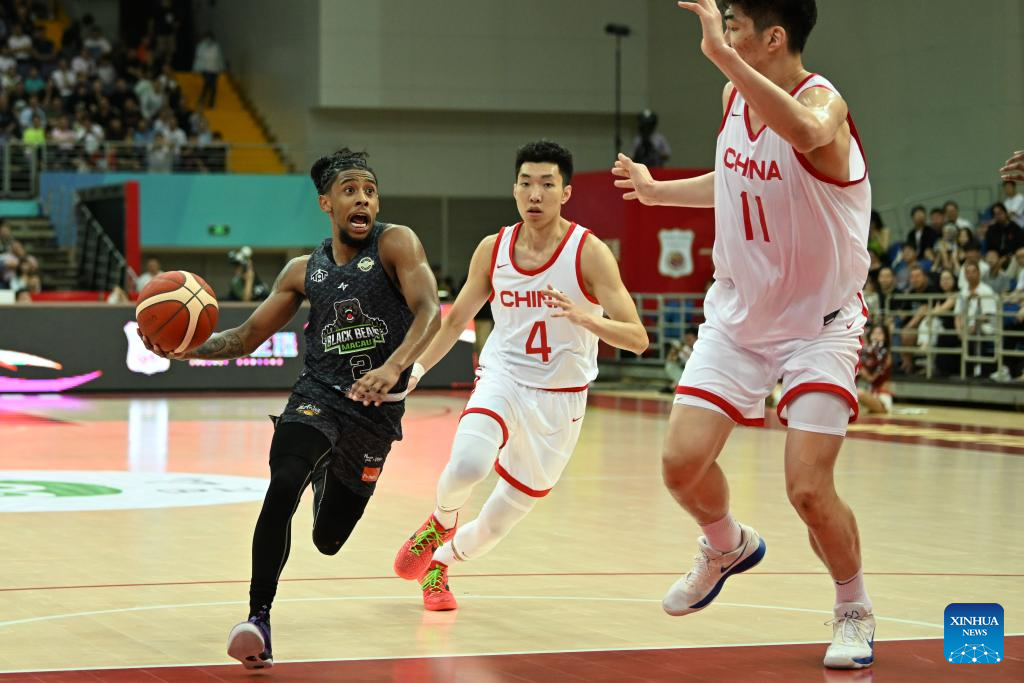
top-left (460, 370), bottom-right (587, 497)
top-left (675, 293), bottom-right (868, 430)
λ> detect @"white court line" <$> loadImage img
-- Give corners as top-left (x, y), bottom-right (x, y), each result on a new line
top-left (0, 593), bottom-right (943, 630)
top-left (4, 631), bottom-right (1024, 676)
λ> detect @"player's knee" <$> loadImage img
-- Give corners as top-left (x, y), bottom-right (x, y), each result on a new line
top-left (448, 453), bottom-right (492, 485)
top-left (661, 444), bottom-right (705, 489)
top-left (786, 482), bottom-right (828, 522)
top-left (266, 469), bottom-right (307, 502)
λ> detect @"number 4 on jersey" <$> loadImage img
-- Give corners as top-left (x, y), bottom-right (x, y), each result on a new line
top-left (526, 321), bottom-right (552, 363)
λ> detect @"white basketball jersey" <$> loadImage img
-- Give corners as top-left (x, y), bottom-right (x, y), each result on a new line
top-left (708, 73), bottom-right (871, 345)
top-left (479, 222), bottom-right (603, 390)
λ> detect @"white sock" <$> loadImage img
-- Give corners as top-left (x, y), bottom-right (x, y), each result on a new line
top-left (835, 570), bottom-right (871, 612)
top-left (433, 540), bottom-right (457, 567)
top-left (701, 513), bottom-right (742, 553)
top-left (433, 507), bottom-right (458, 530)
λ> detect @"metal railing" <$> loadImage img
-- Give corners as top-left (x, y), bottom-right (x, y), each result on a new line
top-left (74, 198), bottom-right (138, 294)
top-left (1, 140), bottom-right (290, 198)
top-left (609, 291), bottom-right (1024, 382)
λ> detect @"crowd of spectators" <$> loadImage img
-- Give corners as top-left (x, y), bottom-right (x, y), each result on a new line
top-left (863, 181), bottom-right (1024, 382)
top-left (0, 218), bottom-right (41, 301)
top-left (0, 0), bottom-right (227, 176)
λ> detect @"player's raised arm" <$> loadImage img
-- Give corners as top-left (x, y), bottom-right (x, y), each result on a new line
top-left (679, 0), bottom-right (846, 154)
top-left (145, 256), bottom-right (308, 360)
top-left (347, 225), bottom-right (441, 402)
top-left (545, 235), bottom-right (648, 355)
top-left (411, 234), bottom-right (496, 384)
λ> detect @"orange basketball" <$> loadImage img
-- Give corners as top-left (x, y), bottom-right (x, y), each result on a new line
top-left (135, 271), bottom-right (219, 354)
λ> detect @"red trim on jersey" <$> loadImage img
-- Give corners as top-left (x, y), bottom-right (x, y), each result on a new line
top-left (776, 382), bottom-right (859, 427)
top-left (718, 86), bottom-right (738, 135)
top-left (509, 221), bottom-right (578, 276)
top-left (857, 291), bottom-right (869, 317)
top-left (743, 73), bottom-right (819, 142)
top-left (575, 230), bottom-right (600, 304)
top-left (460, 408), bottom-right (509, 448)
top-left (487, 226), bottom-right (507, 303)
top-left (543, 384), bottom-right (589, 393)
top-left (494, 460), bottom-right (552, 498)
top-left (791, 113), bottom-right (869, 188)
top-left (675, 386), bottom-right (766, 427)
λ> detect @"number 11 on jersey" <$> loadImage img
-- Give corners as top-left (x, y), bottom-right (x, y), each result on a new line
top-left (740, 191), bottom-right (770, 242)
top-left (526, 321), bottom-right (552, 363)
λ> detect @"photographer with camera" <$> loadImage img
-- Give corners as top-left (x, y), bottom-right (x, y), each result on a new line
top-left (228, 246), bottom-right (269, 302)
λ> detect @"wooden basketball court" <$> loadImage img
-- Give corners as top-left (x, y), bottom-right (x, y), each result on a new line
top-left (1, 390), bottom-right (1021, 681)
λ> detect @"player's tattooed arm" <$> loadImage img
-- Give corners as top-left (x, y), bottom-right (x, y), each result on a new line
top-left (186, 330), bottom-right (245, 359)
top-left (178, 256), bottom-right (308, 361)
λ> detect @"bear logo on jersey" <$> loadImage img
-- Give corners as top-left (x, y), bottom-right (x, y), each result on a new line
top-left (658, 228), bottom-right (695, 278)
top-left (321, 298), bottom-right (389, 355)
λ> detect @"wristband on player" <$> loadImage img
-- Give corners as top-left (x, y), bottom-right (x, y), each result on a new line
top-left (411, 362), bottom-right (426, 381)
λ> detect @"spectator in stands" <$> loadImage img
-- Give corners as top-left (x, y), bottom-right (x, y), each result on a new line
top-left (74, 111), bottom-right (104, 155)
top-left (0, 46), bottom-right (15, 75)
top-left (147, 133), bottom-right (174, 172)
top-left (994, 248), bottom-right (1024, 381)
top-left (136, 257), bottom-right (163, 290)
top-left (22, 65), bottom-right (43, 95)
top-left (1003, 181), bottom-right (1024, 225)
top-left (60, 13), bottom-right (91, 56)
top-left (7, 256), bottom-right (37, 292)
top-left (0, 94), bottom-right (16, 141)
top-left (133, 117), bottom-right (155, 146)
top-left (14, 288), bottom-right (32, 303)
top-left (945, 200), bottom-right (973, 230)
top-left (139, 79), bottom-right (165, 120)
top-left (867, 210), bottom-right (890, 263)
top-left (71, 47), bottom-right (94, 78)
top-left (955, 262), bottom-right (997, 377)
top-left (876, 266), bottom-right (897, 322)
top-left (49, 58), bottom-right (76, 98)
top-left (984, 202), bottom-right (1024, 264)
top-left (96, 55), bottom-right (116, 88)
top-left (983, 250), bottom-right (1011, 294)
top-left (7, 23), bottom-right (32, 62)
top-left (1, 240), bottom-right (38, 287)
top-left (17, 93), bottom-right (44, 128)
top-left (1010, 246), bottom-right (1024, 291)
top-left (929, 269), bottom-right (961, 376)
top-left (905, 205), bottom-right (937, 260)
top-left (193, 31), bottom-right (225, 108)
top-left (1, 62), bottom-right (20, 89)
top-left (21, 113), bottom-right (44, 148)
top-left (932, 222), bottom-right (959, 274)
top-left (895, 265), bottom-right (937, 374)
top-left (83, 25), bottom-right (112, 58)
top-left (893, 243), bottom-right (929, 292)
top-left (151, 0), bottom-right (180, 64)
top-left (858, 324), bottom-right (893, 414)
top-left (958, 240), bottom-right (988, 290)
top-left (155, 108), bottom-right (186, 151)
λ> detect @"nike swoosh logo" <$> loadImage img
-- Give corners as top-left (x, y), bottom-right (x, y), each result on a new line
top-left (846, 321), bottom-right (854, 329)
top-left (572, 416), bottom-right (583, 422)
top-left (496, 264), bottom-right (509, 269)
top-left (730, 113), bottom-right (740, 117)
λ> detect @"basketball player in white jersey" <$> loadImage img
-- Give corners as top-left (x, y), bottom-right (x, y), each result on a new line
top-left (385, 140), bottom-right (647, 610)
top-left (614, 0), bottom-right (874, 669)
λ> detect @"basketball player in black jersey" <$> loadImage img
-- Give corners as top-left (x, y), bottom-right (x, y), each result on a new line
top-left (139, 149), bottom-right (440, 669)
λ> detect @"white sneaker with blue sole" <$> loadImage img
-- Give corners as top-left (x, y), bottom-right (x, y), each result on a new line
top-left (662, 523), bottom-right (766, 616)
top-left (824, 602), bottom-right (875, 669)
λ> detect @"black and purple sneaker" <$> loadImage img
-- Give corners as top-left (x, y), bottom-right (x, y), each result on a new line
top-left (227, 610), bottom-right (273, 669)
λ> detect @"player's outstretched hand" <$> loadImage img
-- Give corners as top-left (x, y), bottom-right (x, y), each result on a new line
top-left (612, 153), bottom-right (659, 205)
top-left (1000, 150), bottom-right (1024, 182)
top-left (347, 363), bottom-right (402, 407)
top-left (136, 328), bottom-right (189, 361)
top-left (545, 285), bottom-right (591, 327)
top-left (678, 0), bottom-right (730, 61)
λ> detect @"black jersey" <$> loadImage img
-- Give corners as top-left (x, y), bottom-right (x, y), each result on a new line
top-left (299, 223), bottom-right (414, 396)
